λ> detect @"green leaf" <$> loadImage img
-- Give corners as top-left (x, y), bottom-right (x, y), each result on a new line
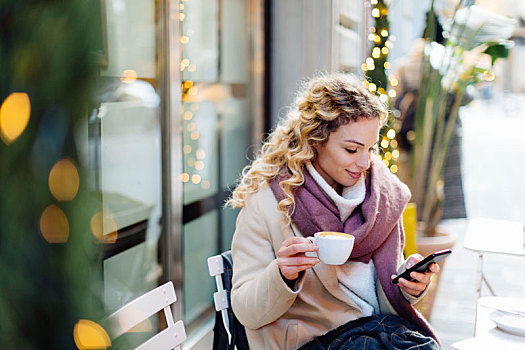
top-left (484, 41), bottom-right (514, 65)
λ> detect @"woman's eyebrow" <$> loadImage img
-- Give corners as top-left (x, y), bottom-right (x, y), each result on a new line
top-left (343, 139), bottom-right (379, 146)
top-left (343, 139), bottom-right (365, 146)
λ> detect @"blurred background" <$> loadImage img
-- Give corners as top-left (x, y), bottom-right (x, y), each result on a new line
top-left (1, 0), bottom-right (525, 349)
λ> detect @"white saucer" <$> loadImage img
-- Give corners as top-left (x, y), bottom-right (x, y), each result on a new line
top-left (490, 310), bottom-right (525, 337)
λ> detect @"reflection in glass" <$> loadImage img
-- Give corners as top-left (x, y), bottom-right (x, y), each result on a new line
top-left (183, 211), bottom-right (218, 323)
top-left (87, 0), bottom-right (163, 339)
top-left (181, 0), bottom-right (219, 82)
top-left (182, 101), bottom-right (218, 205)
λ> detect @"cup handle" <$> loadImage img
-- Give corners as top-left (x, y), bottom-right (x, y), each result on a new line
top-left (305, 237), bottom-right (317, 258)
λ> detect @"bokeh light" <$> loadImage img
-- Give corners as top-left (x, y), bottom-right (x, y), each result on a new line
top-left (0, 92), bottom-right (31, 145)
top-left (90, 211), bottom-right (118, 244)
top-left (73, 319), bottom-right (111, 350)
top-left (183, 111), bottom-right (193, 120)
top-left (49, 159), bottom-right (80, 201)
top-left (120, 69), bottom-right (137, 83)
top-left (196, 149), bottom-right (205, 159)
top-left (40, 205), bottom-right (69, 243)
top-left (191, 174), bottom-right (201, 184)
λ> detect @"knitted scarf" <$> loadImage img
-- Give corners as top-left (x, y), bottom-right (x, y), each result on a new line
top-left (268, 157), bottom-right (439, 343)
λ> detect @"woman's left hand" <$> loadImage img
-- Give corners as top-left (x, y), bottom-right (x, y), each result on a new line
top-left (392, 254), bottom-right (440, 298)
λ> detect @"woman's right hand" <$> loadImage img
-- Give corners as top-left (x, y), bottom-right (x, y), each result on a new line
top-left (277, 237), bottom-right (319, 281)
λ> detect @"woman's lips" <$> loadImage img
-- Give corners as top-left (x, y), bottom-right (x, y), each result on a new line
top-left (346, 170), bottom-right (362, 179)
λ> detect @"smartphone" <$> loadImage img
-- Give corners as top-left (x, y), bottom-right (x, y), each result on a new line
top-left (392, 249), bottom-right (452, 284)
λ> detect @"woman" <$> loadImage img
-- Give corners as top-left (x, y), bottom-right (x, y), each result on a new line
top-left (226, 73), bottom-right (440, 349)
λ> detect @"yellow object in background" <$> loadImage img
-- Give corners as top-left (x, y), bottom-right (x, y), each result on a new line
top-left (402, 202), bottom-right (418, 258)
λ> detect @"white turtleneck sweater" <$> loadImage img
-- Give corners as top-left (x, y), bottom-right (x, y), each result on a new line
top-left (306, 163), bottom-right (380, 316)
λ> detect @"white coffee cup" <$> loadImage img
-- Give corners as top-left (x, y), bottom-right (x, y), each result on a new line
top-left (306, 231), bottom-right (355, 265)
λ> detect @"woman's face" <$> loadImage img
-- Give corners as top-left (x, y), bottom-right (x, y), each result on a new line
top-left (312, 118), bottom-right (380, 192)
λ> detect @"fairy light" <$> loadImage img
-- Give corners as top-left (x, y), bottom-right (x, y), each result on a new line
top-left (183, 111), bottom-right (193, 120)
top-left (191, 174), bottom-right (201, 184)
top-left (392, 150), bottom-right (400, 159)
top-left (362, 0), bottom-right (402, 174)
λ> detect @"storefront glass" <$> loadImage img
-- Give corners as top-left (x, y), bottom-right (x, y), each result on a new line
top-left (180, 0), bottom-right (264, 330)
top-left (87, 0), bottom-right (163, 346)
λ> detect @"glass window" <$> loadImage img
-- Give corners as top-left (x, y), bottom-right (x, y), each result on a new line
top-left (182, 101), bottom-right (218, 205)
top-left (88, 0), bottom-right (163, 332)
top-left (179, 0), bottom-right (262, 330)
top-left (183, 211), bottom-right (219, 323)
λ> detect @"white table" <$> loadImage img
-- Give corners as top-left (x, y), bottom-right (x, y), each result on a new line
top-left (463, 218), bottom-right (525, 296)
top-left (452, 297), bottom-right (525, 349)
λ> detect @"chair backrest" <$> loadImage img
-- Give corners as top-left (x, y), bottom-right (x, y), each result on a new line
top-left (105, 281), bottom-right (186, 350)
top-left (208, 250), bottom-right (249, 350)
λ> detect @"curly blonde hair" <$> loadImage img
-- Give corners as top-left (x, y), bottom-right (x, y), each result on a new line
top-left (226, 73), bottom-right (387, 219)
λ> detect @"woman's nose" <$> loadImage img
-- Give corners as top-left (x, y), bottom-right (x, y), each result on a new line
top-left (357, 152), bottom-right (371, 170)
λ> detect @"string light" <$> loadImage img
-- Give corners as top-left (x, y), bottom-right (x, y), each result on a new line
top-left (362, 0), bottom-right (402, 174)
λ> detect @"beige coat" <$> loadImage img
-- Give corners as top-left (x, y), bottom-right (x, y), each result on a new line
top-left (231, 184), bottom-right (410, 350)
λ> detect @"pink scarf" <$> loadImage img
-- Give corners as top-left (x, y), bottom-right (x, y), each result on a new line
top-left (268, 157), bottom-right (439, 343)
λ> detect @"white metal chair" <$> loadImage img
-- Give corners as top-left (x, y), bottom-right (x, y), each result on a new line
top-left (105, 281), bottom-right (186, 350)
top-left (208, 250), bottom-right (250, 350)
top-left (208, 253), bottom-right (232, 343)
